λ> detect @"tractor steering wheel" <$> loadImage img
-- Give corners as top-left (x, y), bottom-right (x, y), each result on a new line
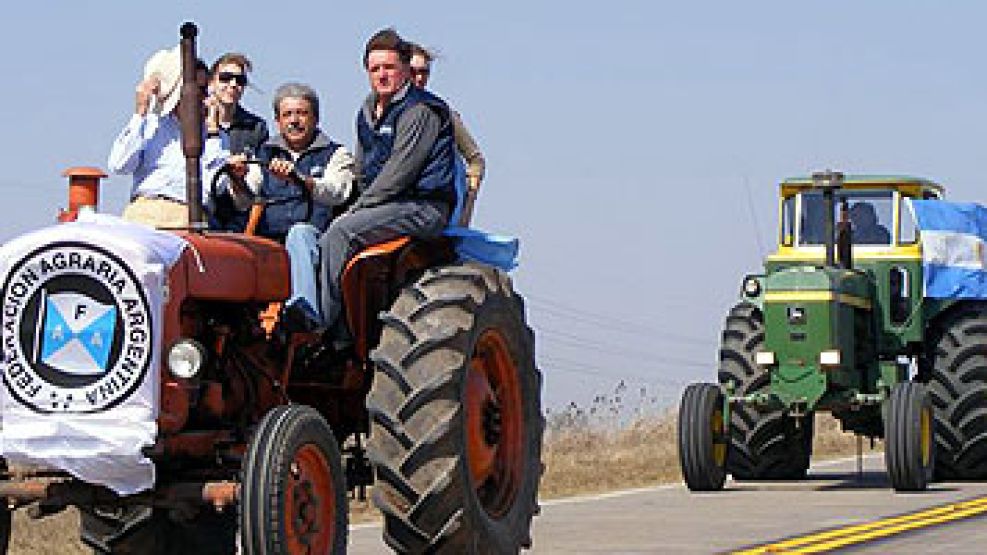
top-left (208, 159), bottom-right (314, 233)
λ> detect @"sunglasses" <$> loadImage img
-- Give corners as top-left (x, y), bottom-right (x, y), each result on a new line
top-left (410, 66), bottom-right (431, 76)
top-left (217, 72), bottom-right (248, 86)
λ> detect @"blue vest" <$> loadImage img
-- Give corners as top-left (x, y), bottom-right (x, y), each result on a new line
top-left (256, 132), bottom-right (340, 240)
top-left (356, 86), bottom-right (456, 203)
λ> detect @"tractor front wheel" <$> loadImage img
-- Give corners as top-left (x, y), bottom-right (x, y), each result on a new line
top-left (718, 303), bottom-right (812, 479)
top-left (678, 383), bottom-right (728, 491)
top-left (367, 263), bottom-right (543, 554)
top-left (885, 382), bottom-right (935, 492)
top-left (239, 405), bottom-right (348, 555)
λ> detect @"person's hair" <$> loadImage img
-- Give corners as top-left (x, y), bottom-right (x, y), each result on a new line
top-left (409, 42), bottom-right (434, 63)
top-left (211, 52), bottom-right (253, 74)
top-left (363, 28), bottom-right (412, 67)
top-left (850, 202), bottom-right (877, 224)
top-left (272, 82), bottom-right (319, 120)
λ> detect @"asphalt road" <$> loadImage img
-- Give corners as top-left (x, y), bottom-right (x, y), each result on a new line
top-left (347, 454), bottom-right (987, 553)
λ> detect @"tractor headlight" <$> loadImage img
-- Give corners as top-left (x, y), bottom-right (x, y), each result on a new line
top-left (819, 349), bottom-right (841, 367)
top-left (755, 351), bottom-right (776, 366)
top-left (742, 277), bottom-right (761, 298)
top-left (168, 339), bottom-right (206, 379)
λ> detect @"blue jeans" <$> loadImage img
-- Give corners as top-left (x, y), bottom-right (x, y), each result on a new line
top-left (285, 223), bottom-right (323, 323)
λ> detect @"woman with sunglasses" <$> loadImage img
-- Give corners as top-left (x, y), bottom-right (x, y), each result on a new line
top-left (207, 53), bottom-right (269, 231)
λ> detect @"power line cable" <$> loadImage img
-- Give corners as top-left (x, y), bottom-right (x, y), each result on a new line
top-left (539, 354), bottom-right (695, 388)
top-left (536, 326), bottom-right (712, 365)
top-left (528, 295), bottom-right (713, 346)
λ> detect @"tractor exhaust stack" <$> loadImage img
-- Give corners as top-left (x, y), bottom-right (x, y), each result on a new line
top-left (178, 22), bottom-right (204, 228)
top-left (812, 170), bottom-right (844, 268)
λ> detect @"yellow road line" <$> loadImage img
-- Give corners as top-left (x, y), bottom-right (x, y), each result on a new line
top-left (733, 495), bottom-right (987, 554)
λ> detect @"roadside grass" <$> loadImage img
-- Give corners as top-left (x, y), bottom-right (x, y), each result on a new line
top-left (541, 396), bottom-right (877, 499)
top-left (6, 386), bottom-right (877, 553)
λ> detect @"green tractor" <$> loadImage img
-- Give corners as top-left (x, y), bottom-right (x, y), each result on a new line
top-left (679, 170), bottom-right (987, 492)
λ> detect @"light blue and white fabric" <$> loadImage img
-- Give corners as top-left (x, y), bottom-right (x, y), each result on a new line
top-left (912, 199), bottom-right (987, 298)
top-left (0, 213), bottom-right (186, 494)
top-left (442, 157), bottom-right (520, 271)
top-left (40, 291), bottom-right (117, 375)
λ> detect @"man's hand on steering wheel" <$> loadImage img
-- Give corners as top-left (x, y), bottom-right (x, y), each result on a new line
top-left (268, 159), bottom-right (310, 189)
top-left (224, 154), bottom-right (252, 195)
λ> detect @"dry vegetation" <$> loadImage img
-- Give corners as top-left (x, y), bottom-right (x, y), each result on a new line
top-left (540, 383), bottom-right (876, 498)
top-left (7, 385), bottom-right (876, 553)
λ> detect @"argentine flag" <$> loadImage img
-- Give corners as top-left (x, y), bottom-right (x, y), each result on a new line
top-left (37, 291), bottom-right (116, 375)
top-left (912, 200), bottom-right (987, 298)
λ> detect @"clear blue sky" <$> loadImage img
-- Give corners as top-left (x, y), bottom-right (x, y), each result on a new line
top-left (3, 2), bottom-right (987, 409)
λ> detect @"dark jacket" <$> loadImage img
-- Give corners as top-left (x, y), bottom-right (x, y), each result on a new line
top-left (354, 85), bottom-right (456, 210)
top-left (209, 106), bottom-right (269, 230)
top-left (226, 105), bottom-right (269, 156)
top-left (256, 131), bottom-right (341, 240)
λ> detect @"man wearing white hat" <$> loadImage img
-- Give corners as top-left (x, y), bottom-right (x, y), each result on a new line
top-left (108, 46), bottom-right (229, 228)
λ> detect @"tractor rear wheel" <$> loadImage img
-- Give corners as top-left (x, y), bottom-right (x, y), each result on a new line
top-left (885, 381), bottom-right (935, 491)
top-left (239, 405), bottom-right (348, 555)
top-left (367, 262), bottom-right (543, 554)
top-left (926, 306), bottom-right (987, 479)
top-left (678, 383), bottom-right (728, 491)
top-left (718, 303), bottom-right (813, 480)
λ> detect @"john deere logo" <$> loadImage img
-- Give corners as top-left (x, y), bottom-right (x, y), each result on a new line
top-left (1, 242), bottom-right (152, 413)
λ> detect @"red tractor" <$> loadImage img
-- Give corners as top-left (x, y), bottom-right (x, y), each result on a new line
top-left (0, 23), bottom-right (543, 554)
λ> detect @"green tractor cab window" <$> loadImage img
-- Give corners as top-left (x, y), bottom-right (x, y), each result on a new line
top-left (791, 190), bottom-right (894, 247)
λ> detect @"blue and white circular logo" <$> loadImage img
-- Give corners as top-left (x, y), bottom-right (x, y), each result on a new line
top-left (1, 242), bottom-right (153, 413)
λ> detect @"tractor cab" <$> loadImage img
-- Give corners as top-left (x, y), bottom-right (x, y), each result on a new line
top-left (773, 175), bottom-right (942, 257)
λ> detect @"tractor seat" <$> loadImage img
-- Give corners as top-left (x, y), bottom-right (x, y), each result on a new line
top-left (341, 236), bottom-right (455, 358)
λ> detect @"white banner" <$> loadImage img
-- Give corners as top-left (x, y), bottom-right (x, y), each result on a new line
top-left (0, 213), bottom-right (186, 494)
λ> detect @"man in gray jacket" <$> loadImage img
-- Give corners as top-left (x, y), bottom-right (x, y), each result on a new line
top-left (318, 28), bottom-right (456, 345)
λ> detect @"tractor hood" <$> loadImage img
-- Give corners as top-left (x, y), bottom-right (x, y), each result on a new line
top-left (171, 233), bottom-right (290, 303)
top-left (761, 266), bottom-right (873, 409)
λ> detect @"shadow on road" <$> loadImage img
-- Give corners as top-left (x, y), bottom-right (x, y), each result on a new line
top-left (726, 471), bottom-right (959, 493)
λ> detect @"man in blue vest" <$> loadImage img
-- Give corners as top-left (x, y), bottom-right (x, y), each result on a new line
top-left (318, 28), bottom-right (456, 344)
top-left (230, 83), bottom-right (356, 328)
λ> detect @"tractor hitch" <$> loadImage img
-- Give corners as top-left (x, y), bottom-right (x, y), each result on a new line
top-left (0, 477), bottom-right (238, 513)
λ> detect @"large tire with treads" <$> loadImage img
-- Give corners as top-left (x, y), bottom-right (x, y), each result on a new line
top-left (718, 303), bottom-right (813, 480)
top-left (678, 383), bottom-right (728, 491)
top-left (925, 304), bottom-right (987, 479)
top-left (367, 262), bottom-right (543, 554)
top-left (885, 381), bottom-right (934, 491)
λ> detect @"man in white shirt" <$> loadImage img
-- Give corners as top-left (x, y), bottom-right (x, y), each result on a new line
top-left (107, 46), bottom-right (229, 228)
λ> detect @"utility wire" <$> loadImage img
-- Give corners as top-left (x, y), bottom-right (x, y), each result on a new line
top-left (528, 295), bottom-right (712, 346)
top-left (539, 354), bottom-right (696, 388)
top-left (536, 327), bottom-right (712, 367)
